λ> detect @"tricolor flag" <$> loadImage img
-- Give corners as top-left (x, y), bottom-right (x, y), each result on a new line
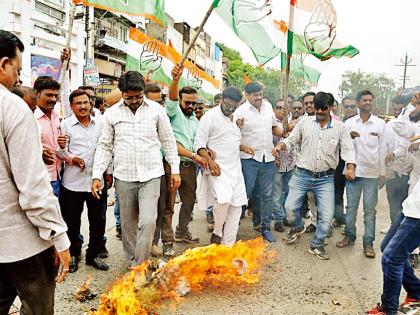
top-left (282, 0), bottom-right (359, 85)
top-left (214, 0), bottom-right (284, 65)
top-left (72, 0), bottom-right (167, 25)
top-left (126, 28), bottom-right (221, 100)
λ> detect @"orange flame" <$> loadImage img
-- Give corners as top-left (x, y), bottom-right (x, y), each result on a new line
top-left (90, 238), bottom-right (275, 315)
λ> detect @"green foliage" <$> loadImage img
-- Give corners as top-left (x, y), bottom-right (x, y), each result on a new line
top-left (218, 44), bottom-right (309, 104)
top-left (339, 70), bottom-right (397, 114)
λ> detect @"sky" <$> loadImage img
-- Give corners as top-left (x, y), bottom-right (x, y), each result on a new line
top-left (165, 0), bottom-right (420, 99)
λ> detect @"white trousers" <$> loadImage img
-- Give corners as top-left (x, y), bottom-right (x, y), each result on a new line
top-left (213, 202), bottom-right (242, 246)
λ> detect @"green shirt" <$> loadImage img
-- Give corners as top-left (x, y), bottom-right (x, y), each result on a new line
top-left (166, 99), bottom-right (199, 158)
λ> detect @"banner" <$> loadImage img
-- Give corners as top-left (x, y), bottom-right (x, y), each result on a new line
top-left (126, 28), bottom-right (221, 100)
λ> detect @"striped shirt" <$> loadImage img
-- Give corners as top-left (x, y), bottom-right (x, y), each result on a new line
top-left (282, 116), bottom-right (356, 172)
top-left (92, 99), bottom-right (180, 182)
top-left (273, 120), bottom-right (296, 172)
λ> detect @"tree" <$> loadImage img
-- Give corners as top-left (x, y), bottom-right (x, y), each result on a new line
top-left (219, 44), bottom-right (309, 103)
top-left (339, 70), bottom-right (397, 115)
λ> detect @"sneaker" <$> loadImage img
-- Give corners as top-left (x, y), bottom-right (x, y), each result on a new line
top-left (305, 223), bottom-right (316, 233)
top-left (206, 212), bottom-right (214, 224)
top-left (174, 231), bottom-right (200, 244)
top-left (151, 244), bottom-right (163, 256)
top-left (274, 221), bottom-right (285, 233)
top-left (286, 226), bottom-right (305, 244)
top-left (261, 230), bottom-right (276, 243)
top-left (210, 233), bottom-right (222, 244)
top-left (116, 225), bottom-right (122, 240)
top-left (162, 242), bottom-right (175, 257)
top-left (309, 246), bottom-right (330, 260)
top-left (400, 296), bottom-right (420, 314)
top-left (365, 303), bottom-right (386, 314)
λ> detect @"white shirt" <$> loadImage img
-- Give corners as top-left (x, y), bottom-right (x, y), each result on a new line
top-left (194, 106), bottom-right (247, 207)
top-left (345, 114), bottom-right (386, 178)
top-left (383, 122), bottom-right (412, 177)
top-left (59, 115), bottom-right (107, 192)
top-left (402, 178), bottom-right (420, 219)
top-left (397, 103), bottom-right (416, 122)
top-left (92, 99), bottom-right (180, 182)
top-left (282, 116), bottom-right (356, 172)
top-left (233, 100), bottom-right (277, 162)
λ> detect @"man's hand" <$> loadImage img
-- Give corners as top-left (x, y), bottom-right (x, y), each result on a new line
top-left (379, 175), bottom-right (386, 189)
top-left (42, 149), bottom-right (56, 165)
top-left (207, 148), bottom-right (216, 161)
top-left (385, 153), bottom-right (395, 166)
top-left (409, 142), bottom-right (420, 153)
top-left (91, 179), bottom-right (103, 199)
top-left (104, 174), bottom-right (113, 188)
top-left (60, 48), bottom-right (71, 65)
top-left (72, 157), bottom-right (85, 171)
top-left (272, 143), bottom-right (287, 158)
top-left (55, 248), bottom-right (71, 283)
top-left (171, 64), bottom-right (183, 81)
top-left (193, 154), bottom-right (208, 170)
top-left (344, 164), bottom-right (356, 181)
top-left (57, 135), bottom-right (69, 149)
top-left (350, 131), bottom-right (360, 139)
top-left (170, 174), bottom-right (181, 191)
top-left (236, 118), bottom-right (244, 129)
top-left (208, 160), bottom-right (221, 176)
top-left (240, 145), bottom-right (255, 156)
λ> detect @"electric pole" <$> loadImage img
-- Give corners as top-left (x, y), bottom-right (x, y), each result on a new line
top-left (395, 52), bottom-right (416, 90)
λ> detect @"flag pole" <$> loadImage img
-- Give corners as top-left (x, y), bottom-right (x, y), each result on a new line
top-left (282, 0), bottom-right (295, 132)
top-left (179, 0), bottom-right (219, 66)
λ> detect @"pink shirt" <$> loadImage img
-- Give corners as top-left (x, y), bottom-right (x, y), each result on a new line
top-left (34, 108), bottom-right (62, 181)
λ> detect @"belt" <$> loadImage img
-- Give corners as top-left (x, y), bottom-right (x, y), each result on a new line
top-left (297, 167), bottom-right (335, 178)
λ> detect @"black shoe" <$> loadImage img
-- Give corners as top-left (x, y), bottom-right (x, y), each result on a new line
top-left (309, 246), bottom-right (330, 260)
top-left (305, 223), bottom-right (316, 233)
top-left (210, 233), bottom-right (222, 244)
top-left (116, 226), bottom-right (122, 240)
top-left (69, 256), bottom-right (79, 273)
top-left (86, 257), bottom-right (109, 271)
top-left (174, 230), bottom-right (200, 244)
top-left (286, 226), bottom-right (305, 244)
top-left (274, 221), bottom-right (285, 232)
top-left (97, 247), bottom-right (109, 258)
top-left (206, 212), bottom-right (214, 224)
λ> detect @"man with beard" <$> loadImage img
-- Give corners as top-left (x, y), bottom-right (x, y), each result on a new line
top-left (33, 76), bottom-right (63, 197)
top-left (166, 65), bottom-right (207, 250)
top-left (91, 71), bottom-right (180, 266)
top-left (273, 92), bottom-right (356, 260)
top-left (58, 90), bottom-right (110, 272)
top-left (194, 86), bottom-right (247, 245)
top-left (337, 90), bottom-right (386, 259)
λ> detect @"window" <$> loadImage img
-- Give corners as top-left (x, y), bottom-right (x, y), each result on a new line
top-left (35, 0), bottom-right (65, 23)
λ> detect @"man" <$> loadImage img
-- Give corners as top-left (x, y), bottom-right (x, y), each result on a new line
top-left (272, 99), bottom-right (297, 232)
top-left (397, 92), bottom-right (417, 122)
top-left (12, 85), bottom-right (36, 112)
top-left (78, 85), bottom-right (101, 116)
top-left (366, 179), bottom-right (420, 315)
top-left (337, 90), bottom-right (386, 259)
top-left (274, 92), bottom-right (356, 260)
top-left (91, 71), bottom-right (180, 266)
top-left (167, 65), bottom-right (207, 245)
top-left (145, 83), bottom-right (164, 105)
top-left (195, 97), bottom-right (206, 120)
top-left (343, 96), bottom-right (358, 121)
top-left (58, 90), bottom-right (111, 272)
top-left (0, 30), bottom-right (70, 315)
top-left (303, 92), bottom-right (315, 116)
top-left (33, 76), bottom-right (62, 197)
top-left (194, 86), bottom-right (247, 244)
top-left (214, 93), bottom-right (222, 107)
top-left (233, 81), bottom-right (282, 243)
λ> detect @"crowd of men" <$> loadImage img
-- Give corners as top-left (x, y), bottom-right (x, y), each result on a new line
top-left (1, 30), bottom-right (420, 315)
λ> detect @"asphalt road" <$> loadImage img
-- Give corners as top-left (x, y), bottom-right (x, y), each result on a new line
top-left (50, 188), bottom-right (419, 315)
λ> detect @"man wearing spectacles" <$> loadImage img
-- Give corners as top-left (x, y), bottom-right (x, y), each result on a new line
top-left (194, 97), bottom-right (206, 121)
top-left (342, 96), bottom-right (358, 121)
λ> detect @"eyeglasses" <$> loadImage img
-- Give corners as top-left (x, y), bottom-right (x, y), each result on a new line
top-left (292, 106), bottom-right (303, 110)
top-left (344, 105), bottom-right (357, 109)
top-left (184, 101), bottom-right (197, 106)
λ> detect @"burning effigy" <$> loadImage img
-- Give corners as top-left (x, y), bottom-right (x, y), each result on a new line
top-left (89, 238), bottom-right (275, 315)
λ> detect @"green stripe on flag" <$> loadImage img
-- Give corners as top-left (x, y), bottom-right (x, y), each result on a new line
top-left (212, 0), bottom-right (221, 8)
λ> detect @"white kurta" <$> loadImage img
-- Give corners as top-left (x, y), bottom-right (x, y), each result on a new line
top-left (194, 106), bottom-right (247, 207)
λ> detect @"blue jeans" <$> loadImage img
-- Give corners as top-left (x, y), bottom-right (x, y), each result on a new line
top-left (285, 169), bottom-right (335, 248)
top-left (272, 171), bottom-right (293, 222)
top-left (50, 181), bottom-right (60, 198)
top-left (114, 191), bottom-right (121, 227)
top-left (386, 174), bottom-right (409, 224)
top-left (380, 213), bottom-right (420, 314)
top-left (344, 177), bottom-right (379, 246)
top-left (241, 159), bottom-right (275, 231)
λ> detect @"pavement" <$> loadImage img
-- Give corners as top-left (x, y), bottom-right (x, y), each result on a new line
top-left (49, 188), bottom-right (419, 315)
